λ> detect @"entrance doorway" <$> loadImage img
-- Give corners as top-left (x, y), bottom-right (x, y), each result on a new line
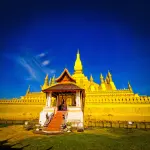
top-left (56, 93), bottom-right (76, 111)
top-left (58, 99), bottom-right (67, 111)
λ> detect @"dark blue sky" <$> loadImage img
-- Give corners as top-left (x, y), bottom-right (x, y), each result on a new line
top-left (0, 0), bottom-right (150, 98)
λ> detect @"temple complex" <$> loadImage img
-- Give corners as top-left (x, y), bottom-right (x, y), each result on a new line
top-left (0, 50), bottom-right (150, 129)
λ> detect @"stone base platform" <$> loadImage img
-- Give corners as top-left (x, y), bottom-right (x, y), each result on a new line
top-left (33, 130), bottom-right (64, 135)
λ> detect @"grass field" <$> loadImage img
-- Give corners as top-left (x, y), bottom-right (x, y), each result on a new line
top-left (0, 125), bottom-right (150, 150)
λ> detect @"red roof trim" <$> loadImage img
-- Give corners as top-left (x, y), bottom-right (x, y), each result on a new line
top-left (42, 83), bottom-right (84, 92)
top-left (43, 89), bottom-right (78, 93)
top-left (55, 68), bottom-right (76, 83)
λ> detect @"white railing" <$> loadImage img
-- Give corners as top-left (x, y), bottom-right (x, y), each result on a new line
top-left (43, 113), bottom-right (54, 127)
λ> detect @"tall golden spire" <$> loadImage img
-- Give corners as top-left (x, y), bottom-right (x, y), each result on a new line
top-left (90, 74), bottom-right (93, 82)
top-left (45, 74), bottom-right (49, 85)
top-left (100, 74), bottom-right (106, 91)
top-left (105, 75), bottom-right (109, 84)
top-left (51, 75), bottom-right (55, 85)
top-left (108, 70), bottom-right (112, 82)
top-left (74, 49), bottom-right (83, 74)
top-left (26, 85), bottom-right (30, 94)
top-left (107, 70), bottom-right (116, 90)
top-left (42, 74), bottom-right (49, 89)
top-left (45, 74), bottom-right (48, 79)
top-left (128, 81), bottom-right (133, 92)
top-left (49, 78), bottom-right (52, 86)
top-left (100, 73), bottom-right (104, 83)
top-left (105, 75), bottom-right (107, 83)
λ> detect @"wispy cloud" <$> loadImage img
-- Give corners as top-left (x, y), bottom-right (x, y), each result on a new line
top-left (42, 60), bottom-right (50, 66)
top-left (36, 52), bottom-right (47, 58)
top-left (32, 57), bottom-right (43, 70)
top-left (18, 57), bottom-right (37, 80)
top-left (8, 50), bottom-right (56, 82)
top-left (36, 52), bottom-right (46, 58)
top-left (32, 55), bottom-right (56, 75)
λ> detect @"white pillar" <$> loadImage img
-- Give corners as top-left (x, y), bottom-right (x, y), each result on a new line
top-left (46, 92), bottom-right (52, 107)
top-left (76, 91), bottom-right (81, 107)
top-left (48, 92), bottom-right (52, 107)
top-left (78, 92), bottom-right (81, 107)
top-left (80, 92), bottom-right (82, 107)
top-left (46, 93), bottom-right (48, 107)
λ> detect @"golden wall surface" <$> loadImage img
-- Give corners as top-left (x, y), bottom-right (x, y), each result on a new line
top-left (0, 92), bottom-right (46, 120)
top-left (0, 104), bottom-right (44, 120)
top-left (84, 103), bottom-right (150, 125)
top-left (83, 92), bottom-right (150, 126)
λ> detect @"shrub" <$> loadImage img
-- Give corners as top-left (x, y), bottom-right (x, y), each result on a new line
top-left (66, 122), bottom-right (72, 126)
top-left (24, 120), bottom-right (38, 131)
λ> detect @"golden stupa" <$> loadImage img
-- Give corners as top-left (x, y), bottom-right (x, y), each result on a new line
top-left (0, 50), bottom-right (150, 127)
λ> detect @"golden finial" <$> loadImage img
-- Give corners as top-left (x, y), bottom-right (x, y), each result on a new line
top-left (42, 74), bottom-right (49, 88)
top-left (128, 81), bottom-right (130, 86)
top-left (49, 78), bottom-right (52, 86)
top-left (128, 81), bottom-right (132, 91)
top-left (100, 73), bottom-right (103, 79)
top-left (108, 70), bottom-right (111, 76)
top-left (45, 74), bottom-right (48, 79)
top-left (90, 74), bottom-right (93, 82)
top-left (26, 85), bottom-right (30, 94)
top-left (108, 70), bottom-right (112, 82)
top-left (106, 76), bottom-right (109, 81)
top-left (53, 74), bottom-right (56, 80)
top-left (74, 49), bottom-right (83, 73)
top-left (77, 49), bottom-right (80, 54)
top-left (100, 73), bottom-right (104, 83)
top-left (105, 75), bottom-right (107, 83)
top-left (51, 74), bottom-right (56, 84)
top-left (105, 74), bottom-right (109, 83)
top-left (77, 49), bottom-right (80, 59)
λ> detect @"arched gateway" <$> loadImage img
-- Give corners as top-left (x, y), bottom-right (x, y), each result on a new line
top-left (39, 68), bottom-right (85, 131)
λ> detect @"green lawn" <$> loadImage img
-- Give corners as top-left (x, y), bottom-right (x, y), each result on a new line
top-left (0, 125), bottom-right (150, 150)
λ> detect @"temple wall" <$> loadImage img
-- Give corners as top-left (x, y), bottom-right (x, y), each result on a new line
top-left (83, 94), bottom-right (150, 126)
top-left (0, 96), bottom-right (56, 120)
top-left (85, 94), bottom-right (150, 104)
top-left (0, 104), bottom-right (44, 120)
top-left (0, 100), bottom-right (45, 105)
top-left (0, 92), bottom-right (150, 125)
top-left (84, 103), bottom-right (150, 126)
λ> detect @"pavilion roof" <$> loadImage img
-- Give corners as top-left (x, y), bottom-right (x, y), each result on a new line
top-left (55, 68), bottom-right (76, 83)
top-left (42, 83), bottom-right (84, 92)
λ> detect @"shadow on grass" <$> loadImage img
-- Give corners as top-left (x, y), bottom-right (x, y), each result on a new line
top-left (4, 129), bottom-right (150, 150)
top-left (0, 138), bottom-right (53, 150)
top-left (0, 138), bottom-right (29, 150)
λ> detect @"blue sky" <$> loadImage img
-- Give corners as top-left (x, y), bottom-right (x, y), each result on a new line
top-left (0, 0), bottom-right (150, 98)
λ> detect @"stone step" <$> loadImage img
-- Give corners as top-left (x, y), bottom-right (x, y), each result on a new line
top-left (46, 111), bottom-right (64, 131)
top-left (48, 127), bottom-right (61, 129)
